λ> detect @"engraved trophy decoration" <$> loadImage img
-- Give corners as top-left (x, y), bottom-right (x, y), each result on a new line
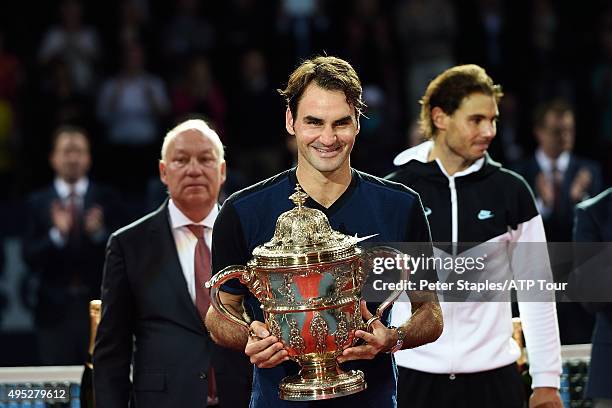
top-left (205, 185), bottom-right (408, 401)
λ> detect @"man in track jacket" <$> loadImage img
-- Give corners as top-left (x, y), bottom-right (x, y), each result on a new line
top-left (387, 64), bottom-right (562, 408)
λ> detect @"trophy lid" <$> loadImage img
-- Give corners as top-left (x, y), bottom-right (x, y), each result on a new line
top-left (251, 185), bottom-right (360, 267)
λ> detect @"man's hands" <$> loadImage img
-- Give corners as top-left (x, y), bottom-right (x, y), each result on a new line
top-left (245, 301), bottom-right (407, 368)
top-left (570, 168), bottom-right (592, 203)
top-left (337, 301), bottom-right (398, 364)
top-left (245, 321), bottom-right (289, 368)
top-left (84, 205), bottom-right (104, 235)
top-left (51, 200), bottom-right (73, 236)
top-left (536, 173), bottom-right (555, 208)
top-left (51, 200), bottom-right (105, 237)
top-left (529, 387), bottom-right (563, 408)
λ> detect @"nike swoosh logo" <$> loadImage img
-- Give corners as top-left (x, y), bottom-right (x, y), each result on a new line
top-left (477, 210), bottom-right (494, 220)
top-left (354, 233), bottom-right (379, 243)
top-left (424, 207), bottom-right (432, 217)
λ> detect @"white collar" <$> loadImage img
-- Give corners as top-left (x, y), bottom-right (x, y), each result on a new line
top-left (393, 140), bottom-right (434, 165)
top-left (168, 199), bottom-right (218, 230)
top-left (393, 140), bottom-right (485, 177)
top-left (535, 149), bottom-right (570, 173)
top-left (54, 177), bottom-right (89, 199)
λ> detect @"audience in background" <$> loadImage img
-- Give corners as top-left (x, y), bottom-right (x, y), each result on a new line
top-left (512, 100), bottom-right (603, 243)
top-left (227, 49), bottom-right (284, 183)
top-left (22, 126), bottom-right (121, 365)
top-left (38, 0), bottom-right (100, 95)
top-left (512, 100), bottom-right (603, 345)
top-left (0, 0), bottom-right (609, 370)
top-left (97, 41), bottom-right (170, 193)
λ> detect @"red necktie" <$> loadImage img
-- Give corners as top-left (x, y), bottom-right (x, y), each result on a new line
top-left (186, 224), bottom-right (211, 322)
top-left (67, 188), bottom-right (81, 240)
top-left (551, 162), bottom-right (562, 212)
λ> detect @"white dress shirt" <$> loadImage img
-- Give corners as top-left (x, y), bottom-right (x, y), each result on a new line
top-left (168, 199), bottom-right (218, 303)
top-left (49, 177), bottom-right (89, 247)
top-left (534, 149), bottom-right (570, 217)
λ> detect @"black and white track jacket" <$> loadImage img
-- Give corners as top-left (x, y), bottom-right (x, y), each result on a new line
top-left (387, 141), bottom-right (561, 388)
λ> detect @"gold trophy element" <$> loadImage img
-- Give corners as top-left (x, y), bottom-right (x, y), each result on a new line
top-left (206, 185), bottom-right (408, 401)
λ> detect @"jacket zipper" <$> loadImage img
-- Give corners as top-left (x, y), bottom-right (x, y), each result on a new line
top-left (448, 176), bottom-right (457, 377)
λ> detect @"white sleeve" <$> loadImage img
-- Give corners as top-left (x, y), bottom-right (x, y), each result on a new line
top-left (510, 214), bottom-right (562, 389)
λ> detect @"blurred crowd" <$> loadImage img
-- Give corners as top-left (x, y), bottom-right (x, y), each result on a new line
top-left (0, 0), bottom-right (611, 365)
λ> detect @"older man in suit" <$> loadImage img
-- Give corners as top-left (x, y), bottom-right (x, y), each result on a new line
top-left (94, 119), bottom-right (225, 407)
top-left (572, 188), bottom-right (612, 408)
top-left (23, 125), bottom-right (121, 365)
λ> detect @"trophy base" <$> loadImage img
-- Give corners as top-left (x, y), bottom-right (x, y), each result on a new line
top-left (279, 368), bottom-right (366, 401)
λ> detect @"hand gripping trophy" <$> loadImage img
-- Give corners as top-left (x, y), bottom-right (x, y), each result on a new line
top-left (206, 185), bottom-right (408, 401)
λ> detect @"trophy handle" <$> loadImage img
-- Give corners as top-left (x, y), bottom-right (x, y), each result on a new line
top-left (363, 246), bottom-right (410, 331)
top-left (205, 265), bottom-right (254, 331)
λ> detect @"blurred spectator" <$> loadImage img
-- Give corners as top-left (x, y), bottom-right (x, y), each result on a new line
top-left (39, 58), bottom-right (94, 131)
top-left (0, 31), bottom-right (23, 199)
top-left (220, 0), bottom-right (275, 55)
top-left (531, 0), bottom-right (559, 100)
top-left (532, 0), bottom-right (558, 67)
top-left (528, 0), bottom-right (571, 104)
top-left (513, 100), bottom-right (603, 242)
top-left (478, 0), bottom-right (505, 75)
top-left (592, 7), bottom-right (612, 183)
top-left (512, 100), bottom-right (602, 345)
top-left (276, 0), bottom-right (329, 60)
top-left (228, 49), bottom-right (283, 183)
top-left (0, 233), bottom-right (6, 326)
top-left (488, 92), bottom-right (524, 164)
top-left (117, 0), bottom-right (151, 47)
top-left (0, 32), bottom-right (22, 108)
top-left (171, 56), bottom-right (227, 137)
top-left (97, 41), bottom-right (169, 193)
top-left (340, 1), bottom-right (405, 176)
top-left (22, 126), bottom-right (121, 365)
top-left (394, 0), bottom-right (456, 120)
top-left (161, 0), bottom-right (216, 77)
top-left (350, 85), bottom-right (397, 176)
top-left (38, 0), bottom-right (100, 95)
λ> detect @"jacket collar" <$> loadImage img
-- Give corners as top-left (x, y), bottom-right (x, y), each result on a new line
top-left (393, 141), bottom-right (487, 178)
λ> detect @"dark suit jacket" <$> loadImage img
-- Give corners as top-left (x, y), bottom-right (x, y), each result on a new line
top-left (572, 187), bottom-right (612, 399)
top-left (22, 181), bottom-right (122, 327)
top-left (512, 154), bottom-right (603, 242)
top-left (513, 155), bottom-right (603, 343)
top-left (93, 201), bottom-right (213, 408)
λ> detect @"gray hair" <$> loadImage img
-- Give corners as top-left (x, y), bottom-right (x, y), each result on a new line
top-left (160, 119), bottom-right (225, 162)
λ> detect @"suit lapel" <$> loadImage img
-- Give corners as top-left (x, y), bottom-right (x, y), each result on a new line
top-left (83, 183), bottom-right (95, 209)
top-left (149, 202), bottom-right (206, 332)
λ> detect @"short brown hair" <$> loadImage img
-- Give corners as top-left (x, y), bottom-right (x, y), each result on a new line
top-left (278, 55), bottom-right (366, 119)
top-left (419, 64), bottom-right (503, 139)
top-left (533, 99), bottom-right (573, 129)
top-left (51, 124), bottom-right (90, 151)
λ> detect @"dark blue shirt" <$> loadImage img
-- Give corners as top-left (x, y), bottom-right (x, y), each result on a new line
top-left (212, 168), bottom-right (431, 408)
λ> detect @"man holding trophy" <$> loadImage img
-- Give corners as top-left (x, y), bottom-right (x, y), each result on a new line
top-left (205, 56), bottom-right (443, 407)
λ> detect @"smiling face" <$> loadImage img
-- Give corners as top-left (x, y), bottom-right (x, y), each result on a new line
top-left (159, 128), bottom-right (226, 221)
top-left (286, 83), bottom-right (359, 177)
top-left (434, 92), bottom-right (499, 164)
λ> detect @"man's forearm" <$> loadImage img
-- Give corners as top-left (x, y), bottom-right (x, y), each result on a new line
top-left (400, 300), bottom-right (443, 349)
top-left (205, 306), bottom-right (249, 350)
